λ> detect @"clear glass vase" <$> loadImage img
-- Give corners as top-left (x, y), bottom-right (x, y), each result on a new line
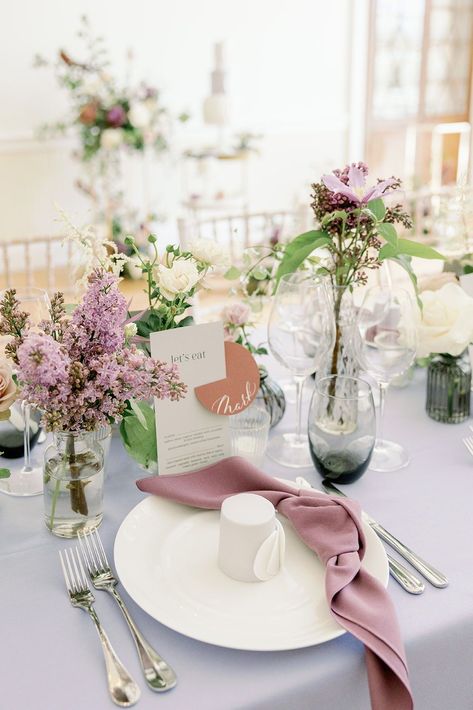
top-left (323, 285), bottom-right (358, 378)
top-left (426, 352), bottom-right (471, 423)
top-left (43, 431), bottom-right (104, 538)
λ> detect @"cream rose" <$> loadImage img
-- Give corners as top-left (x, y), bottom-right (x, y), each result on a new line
top-left (0, 358), bottom-right (17, 420)
top-left (187, 238), bottom-right (228, 267)
top-left (417, 282), bottom-right (473, 358)
top-left (157, 259), bottom-right (201, 301)
top-left (128, 102), bottom-right (151, 129)
top-left (100, 128), bottom-right (123, 150)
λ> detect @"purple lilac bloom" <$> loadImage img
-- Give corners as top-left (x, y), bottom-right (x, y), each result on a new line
top-left (16, 270), bottom-right (186, 432)
top-left (64, 270), bottom-right (128, 360)
top-left (17, 333), bottom-right (69, 388)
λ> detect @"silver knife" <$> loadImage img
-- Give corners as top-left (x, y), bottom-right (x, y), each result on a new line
top-left (295, 477), bottom-right (424, 594)
top-left (321, 480), bottom-right (448, 588)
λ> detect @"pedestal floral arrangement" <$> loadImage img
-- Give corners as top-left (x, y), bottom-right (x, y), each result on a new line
top-left (418, 282), bottom-right (473, 423)
top-left (34, 15), bottom-right (189, 249)
top-left (0, 271), bottom-right (186, 536)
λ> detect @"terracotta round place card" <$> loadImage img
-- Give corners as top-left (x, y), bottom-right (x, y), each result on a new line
top-left (195, 341), bottom-right (260, 416)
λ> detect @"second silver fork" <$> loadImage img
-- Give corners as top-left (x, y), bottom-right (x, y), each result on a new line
top-left (79, 529), bottom-right (177, 693)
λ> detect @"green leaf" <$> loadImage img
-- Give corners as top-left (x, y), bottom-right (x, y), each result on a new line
top-left (177, 315), bottom-right (194, 328)
top-left (464, 264), bottom-right (473, 275)
top-left (0, 468), bottom-right (10, 479)
top-left (377, 223), bottom-right (398, 246)
top-left (397, 239), bottom-right (445, 260)
top-left (129, 399), bottom-right (148, 430)
top-left (379, 243), bottom-right (398, 260)
top-left (276, 230), bottom-right (332, 284)
top-left (384, 254), bottom-right (420, 304)
top-left (366, 198), bottom-right (386, 220)
top-left (224, 266), bottom-right (241, 280)
top-left (120, 401), bottom-right (157, 468)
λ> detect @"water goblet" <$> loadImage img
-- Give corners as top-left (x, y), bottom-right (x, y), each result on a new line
top-left (308, 375), bottom-right (376, 483)
top-left (267, 273), bottom-right (334, 468)
top-left (355, 286), bottom-right (418, 472)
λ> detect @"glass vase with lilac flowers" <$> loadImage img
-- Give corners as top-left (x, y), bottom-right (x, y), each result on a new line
top-left (0, 271), bottom-right (186, 536)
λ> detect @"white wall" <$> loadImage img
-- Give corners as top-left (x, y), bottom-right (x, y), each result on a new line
top-left (0, 0), bottom-right (354, 239)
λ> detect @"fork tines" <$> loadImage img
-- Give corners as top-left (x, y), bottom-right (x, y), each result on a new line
top-left (59, 548), bottom-right (90, 595)
top-left (463, 435), bottom-right (473, 458)
top-left (78, 528), bottom-right (110, 575)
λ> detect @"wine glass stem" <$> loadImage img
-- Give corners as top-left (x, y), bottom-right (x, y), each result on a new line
top-left (22, 401), bottom-right (32, 472)
top-left (294, 375), bottom-right (306, 443)
top-left (378, 382), bottom-right (389, 443)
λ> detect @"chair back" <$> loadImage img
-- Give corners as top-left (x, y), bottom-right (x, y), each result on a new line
top-left (0, 235), bottom-right (75, 295)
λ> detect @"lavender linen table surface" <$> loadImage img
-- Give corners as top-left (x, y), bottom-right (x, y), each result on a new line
top-left (1, 369), bottom-right (473, 710)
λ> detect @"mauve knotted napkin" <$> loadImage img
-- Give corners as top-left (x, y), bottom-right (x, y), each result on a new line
top-left (137, 456), bottom-right (413, 710)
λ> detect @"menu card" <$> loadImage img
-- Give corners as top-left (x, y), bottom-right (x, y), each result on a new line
top-left (150, 322), bottom-right (230, 475)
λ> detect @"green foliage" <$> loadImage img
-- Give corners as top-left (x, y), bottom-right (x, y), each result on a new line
top-left (275, 230), bottom-right (332, 284)
top-left (120, 401), bottom-right (157, 468)
top-left (396, 239), bottom-right (445, 260)
top-left (377, 223), bottom-right (398, 246)
top-left (365, 198), bottom-right (386, 221)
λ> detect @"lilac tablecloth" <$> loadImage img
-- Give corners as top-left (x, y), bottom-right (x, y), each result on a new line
top-left (1, 369), bottom-right (473, 710)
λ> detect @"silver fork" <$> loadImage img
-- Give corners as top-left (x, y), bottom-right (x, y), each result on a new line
top-left (78, 529), bottom-right (177, 693)
top-left (463, 434), bottom-right (473, 458)
top-left (59, 548), bottom-right (140, 707)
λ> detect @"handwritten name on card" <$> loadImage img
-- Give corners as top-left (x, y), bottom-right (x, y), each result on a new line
top-left (195, 341), bottom-right (260, 416)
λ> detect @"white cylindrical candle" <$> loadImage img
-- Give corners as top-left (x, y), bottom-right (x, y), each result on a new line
top-left (218, 493), bottom-right (284, 582)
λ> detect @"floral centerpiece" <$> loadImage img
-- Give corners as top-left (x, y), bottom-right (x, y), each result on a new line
top-left (419, 282), bottom-right (473, 423)
top-left (274, 163), bottom-right (444, 376)
top-left (60, 216), bottom-right (228, 469)
top-left (119, 234), bottom-right (228, 466)
top-left (0, 271), bottom-right (186, 534)
top-left (34, 16), bottom-right (189, 246)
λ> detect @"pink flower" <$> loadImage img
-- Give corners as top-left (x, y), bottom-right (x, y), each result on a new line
top-left (0, 357), bottom-right (16, 420)
top-left (322, 164), bottom-right (396, 205)
top-left (221, 302), bottom-right (251, 327)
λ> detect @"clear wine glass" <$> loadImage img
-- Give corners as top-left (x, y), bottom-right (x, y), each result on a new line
top-left (355, 286), bottom-right (418, 472)
top-left (267, 273), bottom-right (334, 468)
top-left (0, 287), bottom-right (51, 497)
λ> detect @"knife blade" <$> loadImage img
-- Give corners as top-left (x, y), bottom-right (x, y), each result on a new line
top-left (321, 480), bottom-right (448, 589)
top-left (295, 477), bottom-right (425, 594)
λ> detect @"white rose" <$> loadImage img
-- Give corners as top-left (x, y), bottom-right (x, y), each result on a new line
top-left (417, 282), bottom-right (473, 358)
top-left (100, 128), bottom-right (123, 150)
top-left (128, 102), bottom-right (151, 129)
top-left (187, 238), bottom-right (228, 267)
top-left (157, 259), bottom-right (201, 301)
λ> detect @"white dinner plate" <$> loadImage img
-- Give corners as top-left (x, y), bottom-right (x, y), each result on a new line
top-left (114, 484), bottom-right (389, 652)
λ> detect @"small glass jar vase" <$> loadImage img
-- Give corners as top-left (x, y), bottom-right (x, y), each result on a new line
top-left (256, 366), bottom-right (286, 428)
top-left (44, 431), bottom-right (104, 538)
top-left (426, 352), bottom-right (471, 424)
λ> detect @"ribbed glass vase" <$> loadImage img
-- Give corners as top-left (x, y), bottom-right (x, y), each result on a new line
top-left (426, 352), bottom-right (471, 424)
top-left (256, 366), bottom-right (286, 428)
